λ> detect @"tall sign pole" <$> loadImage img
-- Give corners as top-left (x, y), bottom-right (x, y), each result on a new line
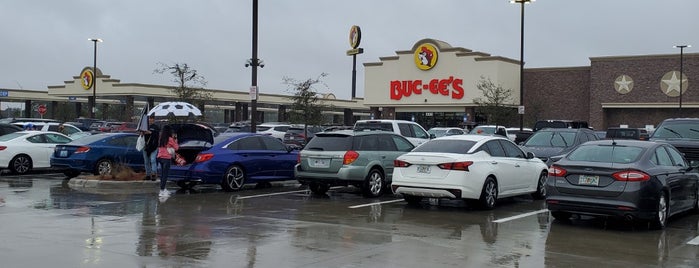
top-left (249, 0), bottom-right (259, 133)
top-left (347, 25), bottom-right (363, 99)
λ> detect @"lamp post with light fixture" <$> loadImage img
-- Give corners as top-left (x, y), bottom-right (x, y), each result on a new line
top-left (511, 0), bottom-right (534, 131)
top-left (674, 45), bottom-right (691, 112)
top-left (88, 38), bottom-right (102, 119)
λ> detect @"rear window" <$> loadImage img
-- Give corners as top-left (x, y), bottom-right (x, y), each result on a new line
top-left (412, 140), bottom-right (476, 154)
top-left (606, 129), bottom-right (642, 139)
top-left (304, 134), bottom-right (353, 151)
top-left (273, 126), bottom-right (290, 132)
top-left (355, 122), bottom-right (392, 132)
top-left (287, 128), bottom-right (304, 134)
top-left (257, 126), bottom-right (271, 131)
top-left (567, 145), bottom-right (643, 164)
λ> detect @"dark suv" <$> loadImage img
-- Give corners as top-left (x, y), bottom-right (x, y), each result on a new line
top-left (650, 118), bottom-right (699, 166)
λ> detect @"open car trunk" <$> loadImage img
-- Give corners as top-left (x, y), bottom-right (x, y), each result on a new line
top-left (168, 123), bottom-right (216, 165)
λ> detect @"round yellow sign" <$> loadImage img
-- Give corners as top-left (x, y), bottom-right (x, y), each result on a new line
top-left (414, 44), bottom-right (438, 70)
top-left (80, 69), bottom-right (94, 90)
top-left (349, 25), bottom-right (361, 49)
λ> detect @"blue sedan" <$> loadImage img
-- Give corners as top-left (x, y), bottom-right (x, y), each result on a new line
top-left (169, 133), bottom-right (299, 191)
top-left (51, 133), bottom-right (144, 178)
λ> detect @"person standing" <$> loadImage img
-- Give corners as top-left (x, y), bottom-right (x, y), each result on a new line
top-left (142, 115), bottom-right (160, 181)
top-left (156, 125), bottom-right (178, 197)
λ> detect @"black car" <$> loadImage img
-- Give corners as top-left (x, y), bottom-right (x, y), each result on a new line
top-left (650, 118), bottom-right (699, 166)
top-left (546, 140), bottom-right (699, 229)
top-left (605, 127), bottom-right (649, 140)
top-left (283, 125), bottom-right (324, 148)
top-left (520, 128), bottom-right (599, 165)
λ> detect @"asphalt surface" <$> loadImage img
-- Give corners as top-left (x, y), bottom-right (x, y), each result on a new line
top-left (1, 172), bottom-right (699, 267)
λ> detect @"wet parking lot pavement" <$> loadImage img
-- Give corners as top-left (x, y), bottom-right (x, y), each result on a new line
top-left (1, 173), bottom-right (699, 267)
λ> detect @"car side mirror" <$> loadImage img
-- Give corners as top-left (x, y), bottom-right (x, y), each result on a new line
top-left (526, 152), bottom-right (536, 159)
top-left (429, 133), bottom-right (436, 139)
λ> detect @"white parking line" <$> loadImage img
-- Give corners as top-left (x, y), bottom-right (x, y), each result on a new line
top-left (236, 190), bottom-right (309, 199)
top-left (687, 236), bottom-right (699, 245)
top-left (235, 186), bottom-right (345, 200)
top-left (493, 209), bottom-right (549, 223)
top-left (348, 199), bottom-right (404, 209)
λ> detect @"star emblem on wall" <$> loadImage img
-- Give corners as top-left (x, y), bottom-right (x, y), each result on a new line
top-left (660, 71), bottom-right (688, 97)
top-left (614, 74), bottom-right (633, 94)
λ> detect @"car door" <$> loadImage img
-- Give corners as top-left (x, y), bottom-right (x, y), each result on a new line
top-left (499, 139), bottom-right (540, 192)
top-left (665, 145), bottom-right (696, 210)
top-left (229, 136), bottom-right (272, 178)
top-left (482, 140), bottom-right (518, 194)
top-left (32, 133), bottom-right (71, 168)
top-left (260, 135), bottom-right (296, 179)
top-left (653, 146), bottom-right (688, 210)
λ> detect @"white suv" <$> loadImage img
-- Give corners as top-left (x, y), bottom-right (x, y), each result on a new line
top-left (354, 119), bottom-right (432, 146)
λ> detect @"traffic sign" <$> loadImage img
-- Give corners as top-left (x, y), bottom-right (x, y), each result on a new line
top-left (37, 104), bottom-right (47, 115)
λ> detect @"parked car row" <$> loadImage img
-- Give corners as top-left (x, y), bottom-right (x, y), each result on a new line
top-left (4, 117), bottom-right (697, 230)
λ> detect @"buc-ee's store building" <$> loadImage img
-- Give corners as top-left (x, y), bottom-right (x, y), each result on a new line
top-left (363, 38), bottom-right (698, 130)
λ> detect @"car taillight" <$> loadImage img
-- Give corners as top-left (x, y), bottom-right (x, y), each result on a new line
top-left (74, 146), bottom-right (90, 154)
top-left (394, 159), bottom-right (412, 168)
top-left (0, 146), bottom-right (6, 151)
top-left (612, 170), bottom-right (650, 182)
top-left (343, 150), bottom-right (359, 165)
top-left (437, 161), bottom-right (473, 171)
top-left (548, 166), bottom-right (567, 177)
top-left (195, 153), bottom-right (214, 163)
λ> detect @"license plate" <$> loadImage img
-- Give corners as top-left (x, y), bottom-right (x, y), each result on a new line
top-left (60, 150), bottom-right (68, 157)
top-left (310, 158), bottom-right (330, 168)
top-left (417, 165), bottom-right (431, 174)
top-left (578, 175), bottom-right (599, 186)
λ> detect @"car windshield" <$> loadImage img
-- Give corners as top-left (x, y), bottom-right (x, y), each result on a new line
top-left (304, 135), bottom-right (352, 151)
top-left (652, 122), bottom-right (699, 139)
top-left (412, 140), bottom-right (476, 154)
top-left (524, 131), bottom-right (576, 147)
top-left (67, 133), bottom-right (114, 145)
top-left (567, 144), bottom-right (644, 164)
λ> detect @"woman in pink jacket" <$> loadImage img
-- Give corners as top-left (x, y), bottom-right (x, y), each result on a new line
top-left (156, 125), bottom-right (178, 197)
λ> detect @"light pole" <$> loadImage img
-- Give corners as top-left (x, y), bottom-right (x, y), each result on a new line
top-left (511, 0), bottom-right (534, 131)
top-left (247, 0), bottom-right (260, 133)
top-left (88, 38), bottom-right (102, 119)
top-left (674, 45), bottom-right (691, 112)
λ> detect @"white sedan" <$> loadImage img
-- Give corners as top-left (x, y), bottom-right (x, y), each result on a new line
top-left (0, 131), bottom-right (72, 174)
top-left (391, 134), bottom-right (548, 209)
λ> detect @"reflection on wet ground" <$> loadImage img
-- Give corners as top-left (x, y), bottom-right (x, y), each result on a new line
top-left (0, 176), bottom-right (698, 267)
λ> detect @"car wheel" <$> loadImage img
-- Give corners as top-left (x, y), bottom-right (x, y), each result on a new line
top-left (362, 169), bottom-right (385, 198)
top-left (63, 169), bottom-right (81, 179)
top-left (650, 192), bottom-right (668, 230)
top-left (177, 181), bottom-right (198, 190)
top-left (531, 171), bottom-right (547, 200)
top-left (403, 195), bottom-right (423, 206)
top-left (308, 182), bottom-right (329, 195)
top-left (221, 165), bottom-right (245, 192)
top-left (551, 211), bottom-right (572, 221)
top-left (94, 159), bottom-right (113, 175)
top-left (478, 177), bottom-right (498, 210)
top-left (10, 154), bottom-right (32, 175)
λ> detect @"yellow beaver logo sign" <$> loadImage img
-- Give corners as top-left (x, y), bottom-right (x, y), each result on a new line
top-left (80, 69), bottom-right (94, 90)
top-left (414, 44), bottom-right (438, 71)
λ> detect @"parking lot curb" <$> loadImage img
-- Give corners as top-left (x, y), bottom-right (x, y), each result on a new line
top-left (68, 177), bottom-right (160, 194)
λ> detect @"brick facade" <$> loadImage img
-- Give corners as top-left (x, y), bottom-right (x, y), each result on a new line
top-left (524, 53), bottom-right (699, 130)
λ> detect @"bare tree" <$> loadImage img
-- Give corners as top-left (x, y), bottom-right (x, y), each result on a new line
top-left (473, 76), bottom-right (516, 126)
top-left (154, 62), bottom-right (213, 108)
top-left (284, 73), bottom-right (328, 141)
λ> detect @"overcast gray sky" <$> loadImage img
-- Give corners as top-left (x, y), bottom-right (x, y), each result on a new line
top-left (1, 0), bottom-right (697, 100)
